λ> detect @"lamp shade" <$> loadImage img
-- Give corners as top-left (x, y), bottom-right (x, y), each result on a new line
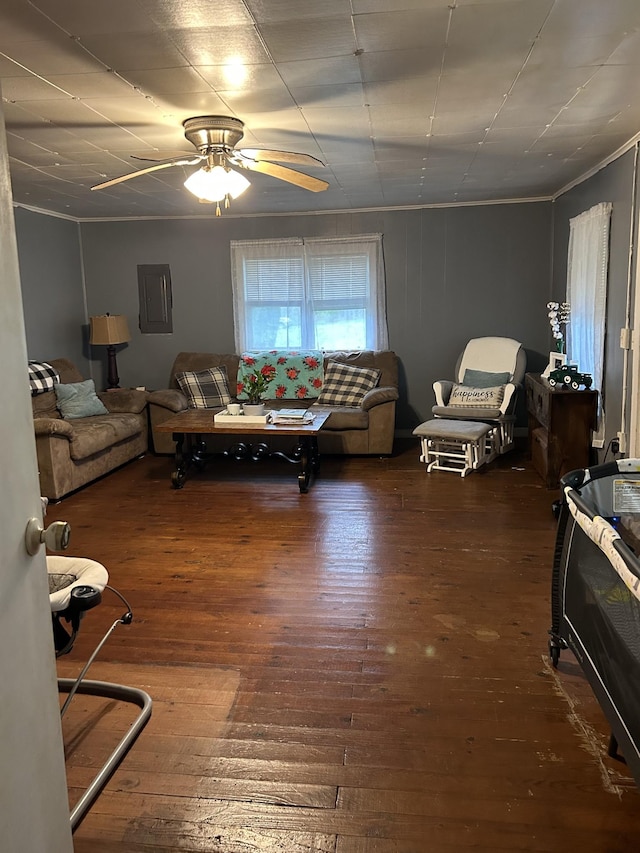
top-left (89, 314), bottom-right (131, 346)
top-left (184, 165), bottom-right (250, 202)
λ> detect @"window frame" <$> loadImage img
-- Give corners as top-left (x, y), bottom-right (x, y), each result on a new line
top-left (230, 235), bottom-right (388, 353)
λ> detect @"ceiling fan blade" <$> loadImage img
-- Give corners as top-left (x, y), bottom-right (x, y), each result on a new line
top-left (237, 148), bottom-right (325, 168)
top-left (131, 154), bottom-right (203, 165)
top-left (235, 157), bottom-right (329, 192)
top-left (91, 159), bottom-right (197, 191)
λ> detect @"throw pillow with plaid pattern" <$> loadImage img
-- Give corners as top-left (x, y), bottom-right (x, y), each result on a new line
top-left (315, 361), bottom-right (380, 407)
top-left (28, 361), bottom-right (59, 396)
top-left (176, 366), bottom-right (232, 408)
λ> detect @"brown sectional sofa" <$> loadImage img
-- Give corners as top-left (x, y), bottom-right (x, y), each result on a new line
top-left (148, 350), bottom-right (399, 456)
top-left (33, 358), bottom-right (148, 500)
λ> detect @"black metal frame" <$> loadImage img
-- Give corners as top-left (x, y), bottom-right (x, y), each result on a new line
top-left (169, 430), bottom-right (321, 493)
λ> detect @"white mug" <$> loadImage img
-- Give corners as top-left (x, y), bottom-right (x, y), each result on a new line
top-left (227, 403), bottom-right (242, 415)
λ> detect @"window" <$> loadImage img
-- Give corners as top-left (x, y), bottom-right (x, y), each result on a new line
top-left (566, 201), bottom-right (612, 447)
top-left (230, 235), bottom-right (388, 352)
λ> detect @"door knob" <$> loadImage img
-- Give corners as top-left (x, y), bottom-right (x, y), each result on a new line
top-left (25, 518), bottom-right (71, 555)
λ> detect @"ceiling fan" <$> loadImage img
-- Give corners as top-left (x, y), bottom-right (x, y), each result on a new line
top-left (91, 115), bottom-right (329, 214)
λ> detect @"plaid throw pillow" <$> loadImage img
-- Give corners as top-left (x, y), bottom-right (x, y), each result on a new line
top-left (315, 361), bottom-right (380, 407)
top-left (28, 361), bottom-right (59, 396)
top-left (176, 366), bottom-right (232, 408)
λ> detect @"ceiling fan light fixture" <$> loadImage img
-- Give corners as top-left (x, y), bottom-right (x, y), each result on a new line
top-left (184, 164), bottom-right (250, 203)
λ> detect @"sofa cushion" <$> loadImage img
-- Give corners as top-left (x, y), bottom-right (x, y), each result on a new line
top-left (33, 389), bottom-right (61, 419)
top-left (29, 361), bottom-right (59, 396)
top-left (316, 361), bottom-right (381, 407)
top-left (448, 383), bottom-right (505, 408)
top-left (176, 366), bottom-right (232, 408)
top-left (55, 379), bottom-right (109, 419)
top-left (69, 414), bottom-right (143, 461)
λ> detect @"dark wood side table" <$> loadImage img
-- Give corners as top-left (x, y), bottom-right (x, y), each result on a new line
top-left (525, 372), bottom-right (598, 489)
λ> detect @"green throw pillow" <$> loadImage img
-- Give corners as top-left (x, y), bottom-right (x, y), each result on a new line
top-left (462, 368), bottom-right (511, 388)
top-left (55, 379), bottom-right (109, 419)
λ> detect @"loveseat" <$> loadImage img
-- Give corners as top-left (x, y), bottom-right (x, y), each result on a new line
top-left (32, 358), bottom-right (148, 500)
top-left (148, 350), bottom-right (399, 456)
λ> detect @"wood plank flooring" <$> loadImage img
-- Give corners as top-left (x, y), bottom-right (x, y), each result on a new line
top-left (49, 440), bottom-right (640, 851)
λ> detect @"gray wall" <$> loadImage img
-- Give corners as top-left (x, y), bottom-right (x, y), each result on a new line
top-left (77, 202), bottom-right (553, 429)
top-left (14, 207), bottom-right (89, 375)
top-left (552, 147), bottom-right (637, 451)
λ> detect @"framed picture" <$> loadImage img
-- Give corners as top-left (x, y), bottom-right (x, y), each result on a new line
top-left (542, 351), bottom-right (567, 378)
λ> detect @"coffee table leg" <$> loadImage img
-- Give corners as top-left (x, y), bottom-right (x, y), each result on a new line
top-left (170, 432), bottom-right (188, 489)
top-left (171, 434), bottom-right (208, 488)
top-left (297, 436), bottom-right (320, 493)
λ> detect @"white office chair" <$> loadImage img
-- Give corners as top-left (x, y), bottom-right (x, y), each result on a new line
top-left (432, 336), bottom-right (526, 455)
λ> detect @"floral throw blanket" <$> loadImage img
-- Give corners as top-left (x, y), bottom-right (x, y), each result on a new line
top-left (237, 350), bottom-right (324, 401)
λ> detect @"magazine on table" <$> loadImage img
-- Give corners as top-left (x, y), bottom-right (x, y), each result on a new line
top-left (270, 408), bottom-right (315, 424)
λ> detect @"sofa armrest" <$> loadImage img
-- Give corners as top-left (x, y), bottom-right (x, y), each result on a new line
top-left (433, 380), bottom-right (453, 406)
top-left (361, 385), bottom-right (399, 411)
top-left (34, 417), bottom-right (74, 439)
top-left (146, 389), bottom-right (188, 413)
top-left (98, 388), bottom-right (148, 414)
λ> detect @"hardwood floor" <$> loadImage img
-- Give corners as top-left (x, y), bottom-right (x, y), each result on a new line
top-left (49, 440), bottom-right (640, 851)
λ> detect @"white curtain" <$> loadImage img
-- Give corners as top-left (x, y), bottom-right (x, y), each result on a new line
top-left (230, 238), bottom-right (304, 352)
top-left (303, 234), bottom-right (389, 350)
top-left (566, 201), bottom-right (612, 447)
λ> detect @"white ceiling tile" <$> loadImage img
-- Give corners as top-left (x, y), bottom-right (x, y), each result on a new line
top-left (529, 33), bottom-right (628, 70)
top-left (543, 0), bottom-right (640, 39)
top-left (352, 0), bottom-right (443, 11)
top-left (302, 106), bottom-right (371, 136)
top-left (258, 19), bottom-right (357, 62)
top-left (433, 112), bottom-right (498, 135)
top-left (0, 37), bottom-right (106, 76)
top-left (125, 67), bottom-right (214, 96)
top-left (353, 8), bottom-right (451, 53)
top-left (278, 56), bottom-right (363, 87)
top-left (76, 32), bottom-right (190, 72)
top-left (606, 29), bottom-right (640, 65)
top-left (359, 49), bottom-right (439, 83)
top-left (0, 1), bottom-right (65, 44)
top-left (364, 77), bottom-right (439, 107)
top-left (289, 84), bottom-right (365, 110)
top-left (1, 77), bottom-right (72, 102)
top-left (29, 0), bottom-right (157, 36)
top-left (166, 26), bottom-right (271, 66)
top-left (372, 137), bottom-right (430, 161)
top-left (447, 1), bottom-right (555, 56)
top-left (215, 88), bottom-right (298, 114)
top-left (245, 0), bottom-right (352, 22)
top-left (43, 72), bottom-right (138, 100)
top-left (139, 0), bottom-right (253, 29)
top-left (195, 63), bottom-right (285, 92)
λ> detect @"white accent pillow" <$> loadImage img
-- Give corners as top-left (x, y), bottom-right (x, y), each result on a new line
top-left (448, 383), bottom-right (505, 408)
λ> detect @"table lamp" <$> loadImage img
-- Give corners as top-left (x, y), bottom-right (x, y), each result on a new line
top-left (89, 314), bottom-right (131, 389)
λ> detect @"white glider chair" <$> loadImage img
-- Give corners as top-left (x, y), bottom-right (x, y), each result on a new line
top-left (432, 336), bottom-right (526, 456)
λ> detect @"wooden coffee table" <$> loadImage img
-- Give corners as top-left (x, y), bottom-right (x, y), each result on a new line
top-left (156, 409), bottom-right (331, 493)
